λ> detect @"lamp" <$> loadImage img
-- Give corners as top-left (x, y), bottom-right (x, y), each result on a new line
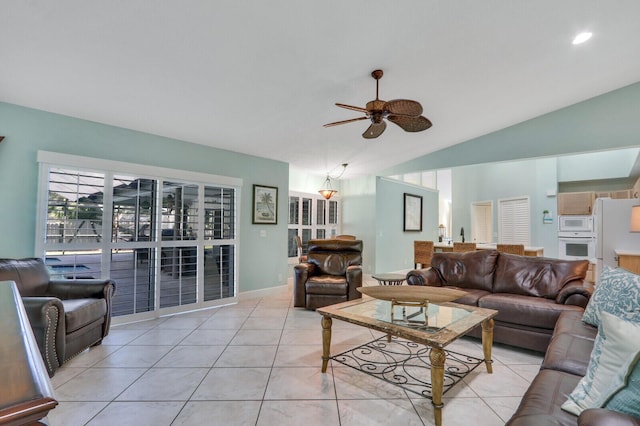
top-left (630, 206), bottom-right (640, 232)
top-left (318, 163), bottom-right (348, 200)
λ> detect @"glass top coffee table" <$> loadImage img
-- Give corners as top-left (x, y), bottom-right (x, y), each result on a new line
top-left (317, 297), bottom-right (498, 426)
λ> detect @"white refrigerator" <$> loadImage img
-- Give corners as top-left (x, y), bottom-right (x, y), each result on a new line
top-left (594, 197), bottom-right (640, 281)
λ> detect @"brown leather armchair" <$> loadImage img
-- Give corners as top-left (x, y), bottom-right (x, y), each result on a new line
top-left (0, 258), bottom-right (115, 377)
top-left (293, 239), bottom-right (363, 310)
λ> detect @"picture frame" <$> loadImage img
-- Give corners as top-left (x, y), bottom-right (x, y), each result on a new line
top-left (252, 184), bottom-right (278, 224)
top-left (403, 193), bottom-right (423, 232)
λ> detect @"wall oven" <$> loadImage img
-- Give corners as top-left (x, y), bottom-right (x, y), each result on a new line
top-left (558, 236), bottom-right (596, 261)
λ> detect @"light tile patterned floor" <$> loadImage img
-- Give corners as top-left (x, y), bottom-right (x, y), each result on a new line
top-left (46, 283), bottom-right (543, 426)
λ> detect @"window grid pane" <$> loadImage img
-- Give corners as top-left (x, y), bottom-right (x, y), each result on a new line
top-left (47, 168), bottom-right (105, 244)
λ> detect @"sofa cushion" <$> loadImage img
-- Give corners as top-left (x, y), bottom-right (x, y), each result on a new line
top-left (62, 298), bottom-right (107, 333)
top-left (582, 265), bottom-right (640, 327)
top-left (542, 332), bottom-right (595, 377)
top-left (493, 254), bottom-right (588, 299)
top-left (553, 310), bottom-right (598, 341)
top-left (478, 293), bottom-right (582, 330)
top-left (506, 369), bottom-right (582, 426)
top-left (306, 277), bottom-right (348, 295)
top-left (562, 312), bottom-right (640, 416)
top-left (430, 250), bottom-right (498, 292)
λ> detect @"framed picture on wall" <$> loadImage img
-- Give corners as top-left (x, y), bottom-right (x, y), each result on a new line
top-left (403, 193), bottom-right (423, 232)
top-left (253, 184), bottom-right (278, 224)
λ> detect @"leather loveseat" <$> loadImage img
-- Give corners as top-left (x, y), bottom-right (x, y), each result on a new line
top-left (0, 258), bottom-right (116, 377)
top-left (406, 250), bottom-right (591, 352)
top-left (506, 310), bottom-right (640, 425)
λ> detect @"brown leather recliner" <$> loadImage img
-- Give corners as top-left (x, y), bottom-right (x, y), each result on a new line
top-left (0, 258), bottom-right (116, 377)
top-left (294, 239), bottom-right (363, 310)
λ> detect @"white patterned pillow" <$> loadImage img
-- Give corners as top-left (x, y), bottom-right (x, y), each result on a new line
top-left (598, 352), bottom-right (640, 418)
top-left (562, 312), bottom-right (640, 416)
top-left (582, 266), bottom-right (640, 327)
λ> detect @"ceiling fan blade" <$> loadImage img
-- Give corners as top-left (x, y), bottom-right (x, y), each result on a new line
top-left (388, 115), bottom-right (433, 132)
top-left (385, 99), bottom-right (423, 117)
top-left (362, 121), bottom-right (386, 139)
top-left (335, 103), bottom-right (369, 114)
top-left (323, 116), bottom-right (368, 128)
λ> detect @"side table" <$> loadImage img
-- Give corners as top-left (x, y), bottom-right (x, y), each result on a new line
top-left (371, 273), bottom-right (406, 285)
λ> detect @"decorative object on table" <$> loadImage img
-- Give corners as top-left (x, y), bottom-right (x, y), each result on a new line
top-left (318, 163), bottom-right (348, 200)
top-left (358, 285), bottom-right (466, 326)
top-left (543, 209), bottom-right (553, 224)
top-left (460, 226), bottom-right (465, 242)
top-left (403, 193), bottom-right (423, 232)
top-left (252, 184), bottom-right (278, 224)
top-left (323, 69), bottom-right (432, 139)
top-left (357, 285), bottom-right (466, 303)
top-left (438, 224), bottom-right (446, 242)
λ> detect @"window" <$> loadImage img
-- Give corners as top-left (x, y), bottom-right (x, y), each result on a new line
top-left (287, 192), bottom-right (339, 261)
top-left (498, 196), bottom-right (530, 245)
top-left (37, 151), bottom-right (241, 320)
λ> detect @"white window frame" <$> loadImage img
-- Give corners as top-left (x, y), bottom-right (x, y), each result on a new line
top-left (35, 151), bottom-right (242, 323)
top-left (287, 191), bottom-right (340, 263)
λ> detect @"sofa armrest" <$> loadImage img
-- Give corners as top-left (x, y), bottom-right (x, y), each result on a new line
top-left (579, 408), bottom-right (640, 426)
top-left (47, 279), bottom-right (116, 300)
top-left (346, 265), bottom-right (363, 300)
top-left (406, 268), bottom-right (442, 286)
top-left (21, 297), bottom-right (65, 377)
top-left (556, 280), bottom-right (593, 308)
top-left (293, 263), bottom-right (315, 307)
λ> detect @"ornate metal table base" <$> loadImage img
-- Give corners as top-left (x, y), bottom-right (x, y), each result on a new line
top-left (331, 335), bottom-right (483, 398)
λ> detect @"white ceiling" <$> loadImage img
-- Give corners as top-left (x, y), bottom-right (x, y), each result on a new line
top-left (2, 1), bottom-right (640, 179)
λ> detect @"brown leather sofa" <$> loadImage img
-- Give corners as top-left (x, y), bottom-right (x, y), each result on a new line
top-left (293, 239), bottom-right (363, 310)
top-left (0, 258), bottom-right (116, 377)
top-left (507, 310), bottom-right (640, 425)
top-left (406, 250), bottom-right (591, 352)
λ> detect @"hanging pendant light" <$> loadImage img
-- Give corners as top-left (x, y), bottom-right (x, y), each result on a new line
top-left (319, 175), bottom-right (338, 200)
top-left (318, 163), bottom-right (348, 200)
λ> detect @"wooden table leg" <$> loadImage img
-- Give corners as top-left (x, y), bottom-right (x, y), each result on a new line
top-left (321, 315), bottom-right (332, 373)
top-left (430, 347), bottom-right (445, 426)
top-left (481, 318), bottom-right (494, 374)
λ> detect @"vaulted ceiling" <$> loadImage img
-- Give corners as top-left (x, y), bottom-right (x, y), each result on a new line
top-left (2, 1), bottom-right (640, 178)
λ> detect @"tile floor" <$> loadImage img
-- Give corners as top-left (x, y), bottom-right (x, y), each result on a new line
top-left (47, 281), bottom-right (543, 426)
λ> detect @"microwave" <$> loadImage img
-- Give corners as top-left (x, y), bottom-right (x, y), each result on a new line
top-left (558, 215), bottom-right (594, 234)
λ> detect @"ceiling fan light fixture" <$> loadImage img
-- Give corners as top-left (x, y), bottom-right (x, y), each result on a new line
top-left (572, 31), bottom-right (592, 45)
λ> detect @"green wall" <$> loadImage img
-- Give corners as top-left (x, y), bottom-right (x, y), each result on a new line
top-left (341, 176), bottom-right (438, 274)
top-left (451, 157), bottom-right (558, 256)
top-left (0, 102), bottom-right (289, 292)
top-left (383, 81), bottom-right (640, 175)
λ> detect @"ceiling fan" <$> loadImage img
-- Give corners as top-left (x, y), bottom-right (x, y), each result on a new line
top-left (323, 69), bottom-right (432, 139)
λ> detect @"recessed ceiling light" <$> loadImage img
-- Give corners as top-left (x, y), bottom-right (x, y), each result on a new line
top-left (572, 32), bottom-right (593, 45)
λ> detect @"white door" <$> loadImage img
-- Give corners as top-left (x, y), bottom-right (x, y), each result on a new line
top-left (471, 201), bottom-right (493, 243)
